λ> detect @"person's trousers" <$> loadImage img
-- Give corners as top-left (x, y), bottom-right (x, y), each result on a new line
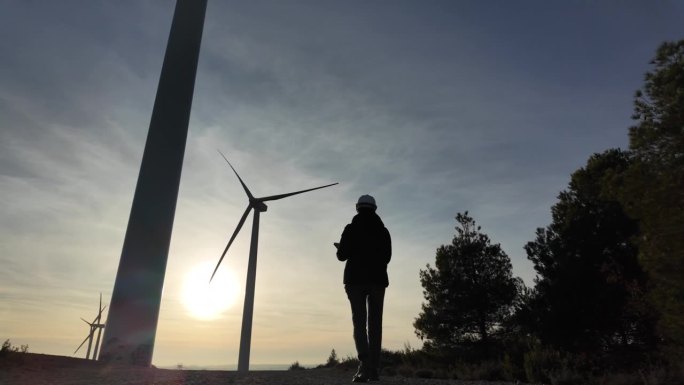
top-left (345, 284), bottom-right (385, 370)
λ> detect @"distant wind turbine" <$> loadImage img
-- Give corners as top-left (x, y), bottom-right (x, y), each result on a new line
top-left (211, 150), bottom-right (338, 372)
top-left (74, 293), bottom-right (106, 360)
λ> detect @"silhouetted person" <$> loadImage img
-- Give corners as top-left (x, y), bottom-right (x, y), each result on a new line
top-left (336, 195), bottom-right (391, 382)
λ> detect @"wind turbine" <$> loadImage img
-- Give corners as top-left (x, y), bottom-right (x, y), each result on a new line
top-left (74, 293), bottom-right (107, 360)
top-left (211, 150), bottom-right (337, 372)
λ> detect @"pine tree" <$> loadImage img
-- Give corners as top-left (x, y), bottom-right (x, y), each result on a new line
top-left (623, 40), bottom-right (684, 352)
top-left (524, 150), bottom-right (657, 355)
top-left (414, 212), bottom-right (522, 353)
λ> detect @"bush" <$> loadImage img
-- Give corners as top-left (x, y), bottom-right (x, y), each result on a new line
top-left (288, 361), bottom-right (305, 370)
top-left (336, 355), bottom-right (359, 370)
top-left (1, 339), bottom-right (28, 355)
top-left (324, 348), bottom-right (339, 368)
top-left (381, 366), bottom-right (397, 377)
top-left (415, 369), bottom-right (433, 378)
top-left (1, 339), bottom-right (11, 355)
top-left (549, 368), bottom-right (587, 385)
top-left (523, 346), bottom-right (598, 385)
top-left (635, 365), bottom-right (684, 385)
top-left (380, 344), bottom-right (430, 368)
top-left (313, 344), bottom-right (679, 383)
top-left (0, 339), bottom-right (28, 366)
top-left (524, 346), bottom-right (563, 383)
top-left (452, 360), bottom-right (505, 381)
top-left (397, 365), bottom-right (414, 377)
top-left (502, 353), bottom-right (525, 381)
top-left (599, 372), bottom-right (644, 385)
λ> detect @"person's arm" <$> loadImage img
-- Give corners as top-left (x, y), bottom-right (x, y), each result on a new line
top-left (337, 225), bottom-right (351, 261)
top-left (383, 227), bottom-right (392, 264)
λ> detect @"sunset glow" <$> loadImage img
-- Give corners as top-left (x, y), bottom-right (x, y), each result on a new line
top-left (181, 262), bottom-right (240, 320)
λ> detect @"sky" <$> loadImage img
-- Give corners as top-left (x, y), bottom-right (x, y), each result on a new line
top-left (1, 0), bottom-right (683, 368)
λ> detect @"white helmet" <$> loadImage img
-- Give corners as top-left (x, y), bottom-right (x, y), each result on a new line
top-left (356, 194), bottom-right (377, 210)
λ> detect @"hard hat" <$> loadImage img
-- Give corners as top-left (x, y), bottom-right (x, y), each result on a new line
top-left (356, 194), bottom-right (377, 210)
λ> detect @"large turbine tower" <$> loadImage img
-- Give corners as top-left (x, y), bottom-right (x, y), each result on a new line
top-left (99, 0), bottom-right (207, 365)
top-left (211, 151), bottom-right (337, 372)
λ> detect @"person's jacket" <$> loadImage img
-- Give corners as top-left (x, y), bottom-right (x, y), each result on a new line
top-left (336, 210), bottom-right (392, 287)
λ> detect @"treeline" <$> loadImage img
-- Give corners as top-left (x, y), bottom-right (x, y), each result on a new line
top-left (412, 40), bottom-right (684, 384)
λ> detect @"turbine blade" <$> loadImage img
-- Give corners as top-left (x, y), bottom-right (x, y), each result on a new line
top-left (95, 293), bottom-right (104, 322)
top-left (74, 320), bottom-right (98, 355)
top-left (74, 335), bottom-right (91, 355)
top-left (217, 150), bottom-right (254, 200)
top-left (210, 205), bottom-right (253, 282)
top-left (94, 305), bottom-right (107, 324)
top-left (260, 182), bottom-right (339, 202)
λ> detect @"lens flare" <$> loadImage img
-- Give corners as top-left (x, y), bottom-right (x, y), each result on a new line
top-left (181, 261), bottom-right (240, 320)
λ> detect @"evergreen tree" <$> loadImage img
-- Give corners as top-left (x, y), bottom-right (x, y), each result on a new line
top-left (622, 40), bottom-right (684, 352)
top-left (524, 150), bottom-right (656, 355)
top-left (414, 212), bottom-right (522, 353)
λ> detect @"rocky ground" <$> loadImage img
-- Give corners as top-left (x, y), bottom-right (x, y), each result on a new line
top-left (0, 353), bottom-right (519, 385)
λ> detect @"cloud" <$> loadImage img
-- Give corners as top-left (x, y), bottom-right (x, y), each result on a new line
top-left (2, 0), bottom-right (684, 366)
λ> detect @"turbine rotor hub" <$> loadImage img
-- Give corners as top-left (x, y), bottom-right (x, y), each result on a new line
top-left (253, 200), bottom-right (267, 212)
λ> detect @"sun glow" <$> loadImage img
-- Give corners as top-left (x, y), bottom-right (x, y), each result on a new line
top-left (181, 261), bottom-right (241, 320)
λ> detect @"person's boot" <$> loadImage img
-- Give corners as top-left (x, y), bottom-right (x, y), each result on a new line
top-left (352, 362), bottom-right (369, 383)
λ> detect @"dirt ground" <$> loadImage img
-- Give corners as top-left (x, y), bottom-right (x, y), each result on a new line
top-left (0, 353), bottom-right (518, 385)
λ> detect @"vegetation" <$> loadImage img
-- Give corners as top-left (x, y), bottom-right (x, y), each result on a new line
top-left (324, 348), bottom-right (339, 368)
top-left (0, 339), bottom-right (29, 366)
top-left (522, 149), bottom-right (658, 360)
top-left (622, 40), bottom-right (684, 356)
top-left (414, 211), bottom-right (523, 356)
top-left (288, 361), bottom-right (306, 370)
top-left (1, 339), bottom-right (29, 355)
top-left (314, 39), bottom-right (684, 384)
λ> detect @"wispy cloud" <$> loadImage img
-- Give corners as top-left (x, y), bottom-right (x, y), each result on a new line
top-left (2, 0), bottom-right (683, 366)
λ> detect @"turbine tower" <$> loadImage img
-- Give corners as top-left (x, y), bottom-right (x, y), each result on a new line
top-left (99, 0), bottom-right (207, 365)
top-left (74, 294), bottom-right (107, 360)
top-left (211, 151), bottom-right (337, 372)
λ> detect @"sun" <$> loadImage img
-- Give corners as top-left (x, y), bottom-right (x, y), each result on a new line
top-left (181, 261), bottom-right (240, 320)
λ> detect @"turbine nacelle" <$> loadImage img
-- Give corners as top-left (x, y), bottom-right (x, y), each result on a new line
top-left (252, 200), bottom-right (267, 212)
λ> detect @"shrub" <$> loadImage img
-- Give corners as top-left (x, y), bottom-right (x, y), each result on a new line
top-left (524, 346), bottom-right (563, 383)
top-left (502, 353), bottom-right (525, 381)
top-left (381, 366), bottom-right (397, 377)
top-left (549, 367), bottom-right (587, 385)
top-left (452, 360), bottom-right (505, 381)
top-left (0, 339), bottom-right (28, 365)
top-left (1, 340), bottom-right (28, 356)
top-left (397, 365), bottom-right (414, 377)
top-left (379, 344), bottom-right (430, 369)
top-left (288, 361), bottom-right (305, 370)
top-left (599, 372), bottom-right (643, 385)
top-left (415, 369), bottom-right (433, 378)
top-left (324, 348), bottom-right (339, 368)
top-left (0, 339), bottom-right (11, 355)
top-left (636, 365), bottom-right (684, 385)
top-left (336, 355), bottom-right (359, 370)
